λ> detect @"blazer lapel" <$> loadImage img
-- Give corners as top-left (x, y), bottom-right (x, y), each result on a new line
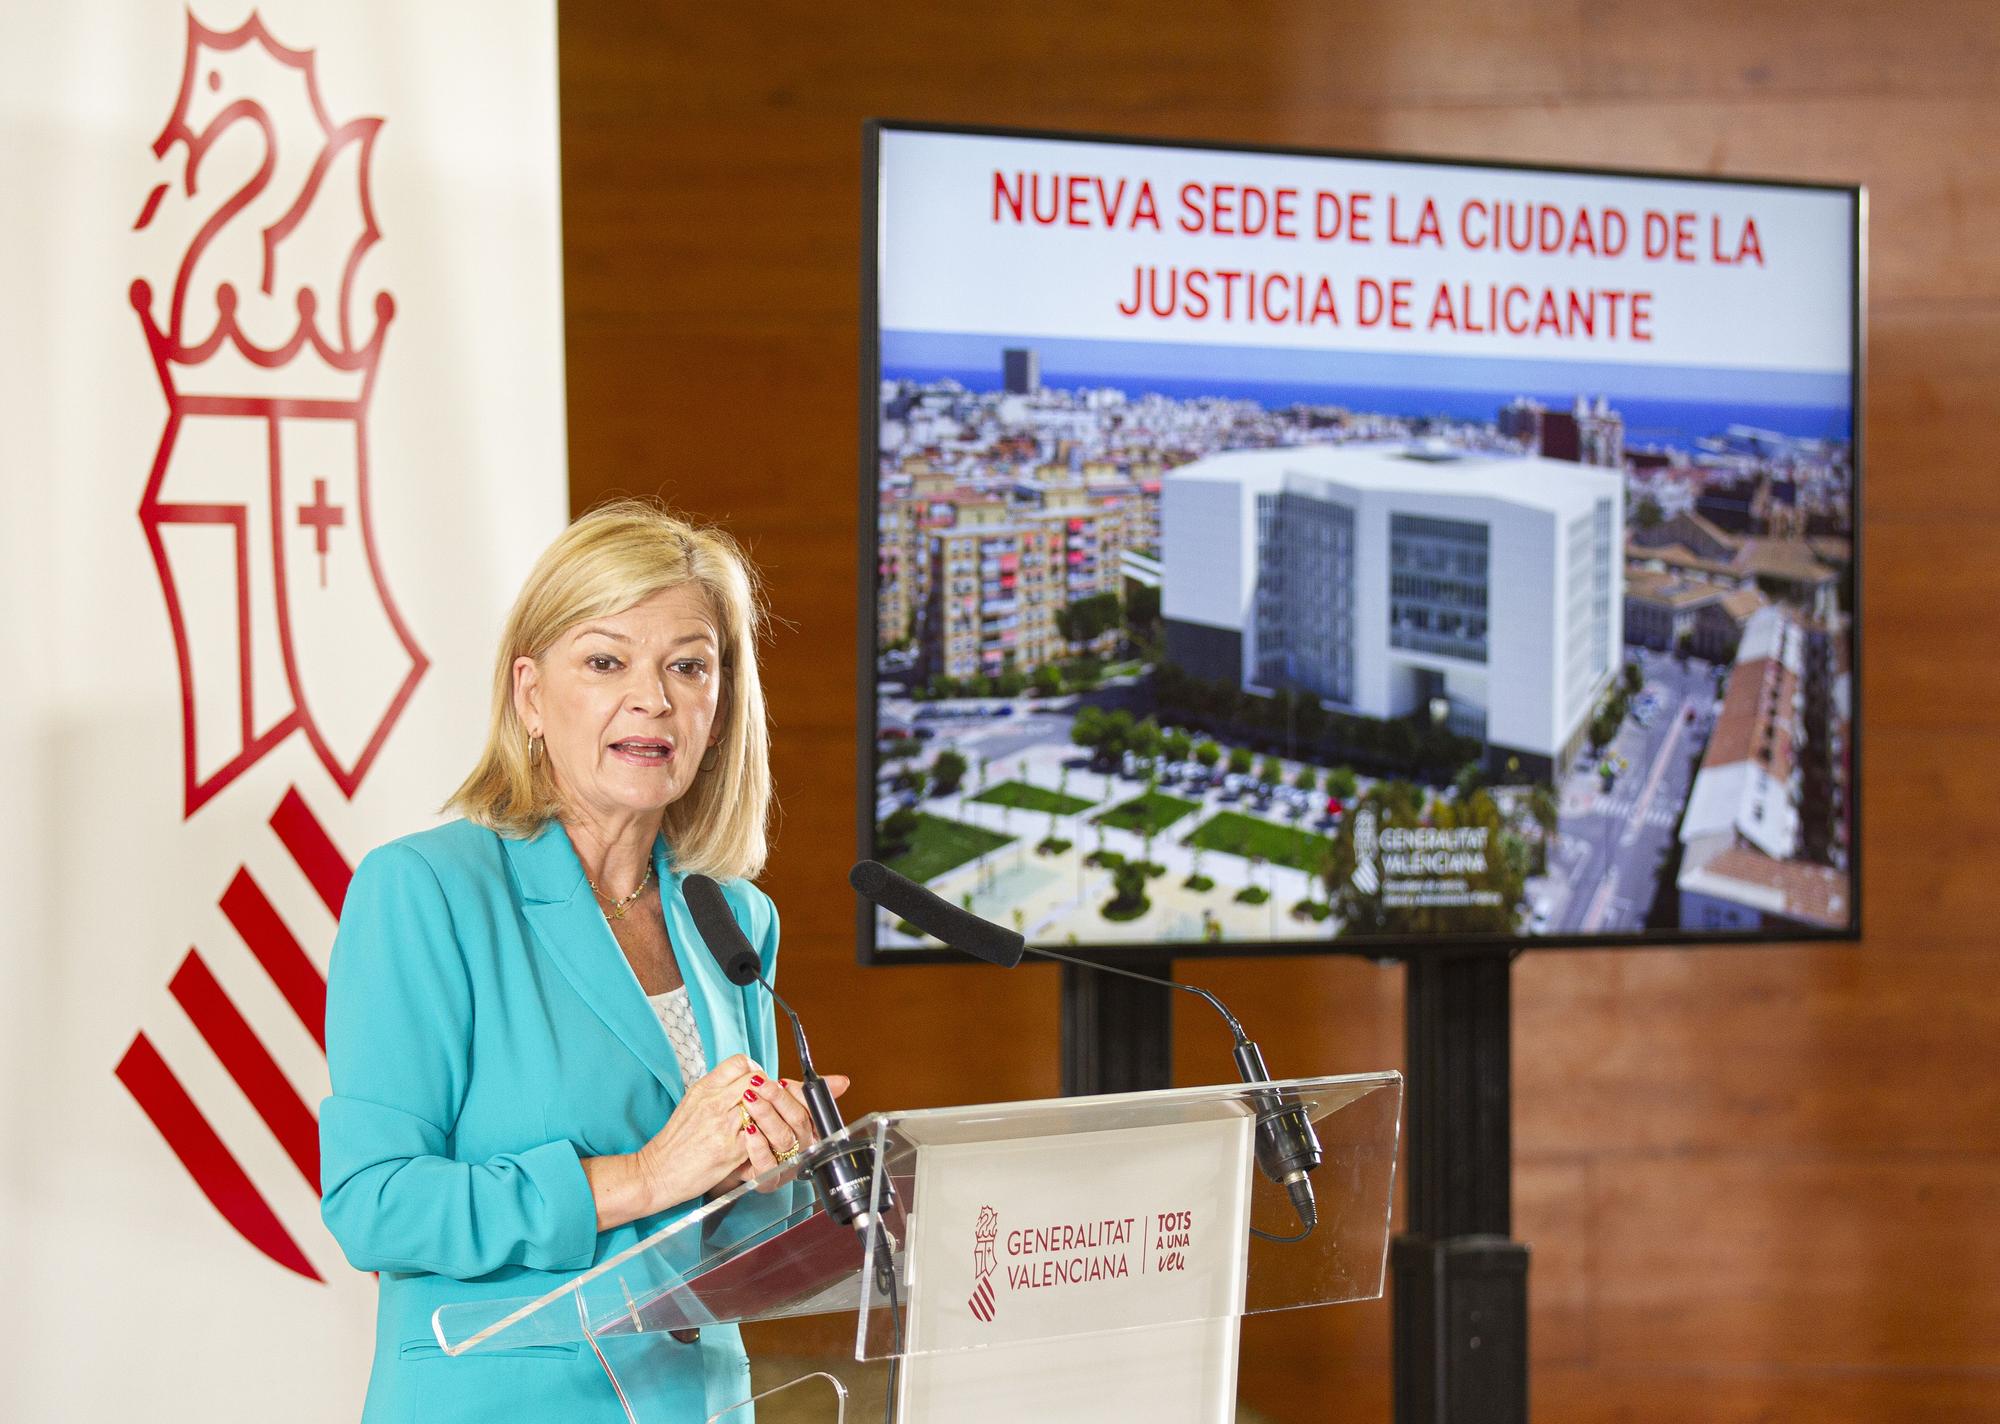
top-left (505, 824), bottom-right (685, 1100)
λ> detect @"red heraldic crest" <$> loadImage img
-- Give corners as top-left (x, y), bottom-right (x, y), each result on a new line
top-left (132, 10), bottom-right (425, 818)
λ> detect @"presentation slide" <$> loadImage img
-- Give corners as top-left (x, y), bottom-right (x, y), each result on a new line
top-left (865, 125), bottom-right (1857, 957)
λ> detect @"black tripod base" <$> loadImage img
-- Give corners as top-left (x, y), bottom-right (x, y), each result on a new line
top-left (1392, 1233), bottom-right (1530, 1424)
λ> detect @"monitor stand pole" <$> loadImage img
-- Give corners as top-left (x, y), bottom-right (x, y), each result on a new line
top-left (1058, 953), bottom-right (1173, 1096)
top-left (1394, 951), bottom-right (1530, 1424)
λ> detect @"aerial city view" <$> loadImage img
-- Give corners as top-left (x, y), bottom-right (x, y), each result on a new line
top-left (870, 338), bottom-right (1855, 950)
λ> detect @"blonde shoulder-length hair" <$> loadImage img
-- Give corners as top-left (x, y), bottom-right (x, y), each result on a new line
top-left (447, 500), bottom-right (773, 880)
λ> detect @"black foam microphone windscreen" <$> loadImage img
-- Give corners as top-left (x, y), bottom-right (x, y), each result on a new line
top-left (683, 874), bottom-right (762, 986)
top-left (849, 860), bottom-right (1025, 966)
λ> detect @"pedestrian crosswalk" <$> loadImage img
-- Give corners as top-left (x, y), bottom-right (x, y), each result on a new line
top-left (1583, 789), bottom-right (1685, 832)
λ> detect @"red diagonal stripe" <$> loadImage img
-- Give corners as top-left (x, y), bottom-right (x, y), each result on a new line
top-left (271, 785), bottom-right (352, 917)
top-left (220, 868), bottom-right (327, 1050)
top-left (171, 949), bottom-right (320, 1190)
top-left (115, 1033), bottom-right (322, 1282)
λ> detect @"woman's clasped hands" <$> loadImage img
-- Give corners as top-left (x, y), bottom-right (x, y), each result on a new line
top-left (636, 1055), bottom-right (850, 1205)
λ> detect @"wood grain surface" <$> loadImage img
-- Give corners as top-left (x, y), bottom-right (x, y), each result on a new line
top-left (554, 2), bottom-right (2000, 1417)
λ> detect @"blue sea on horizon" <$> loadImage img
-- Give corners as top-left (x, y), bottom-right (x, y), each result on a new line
top-left (883, 365), bottom-right (1854, 450)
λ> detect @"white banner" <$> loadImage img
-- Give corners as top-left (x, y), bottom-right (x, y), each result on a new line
top-left (879, 129), bottom-right (1855, 374)
top-left (897, 1118), bottom-right (1253, 1423)
top-left (0, 3), bottom-right (567, 1417)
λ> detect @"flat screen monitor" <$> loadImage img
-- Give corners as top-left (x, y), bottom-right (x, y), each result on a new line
top-left (859, 121), bottom-right (1860, 961)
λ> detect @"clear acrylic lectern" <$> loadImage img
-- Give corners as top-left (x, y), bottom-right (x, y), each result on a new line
top-left (433, 1072), bottom-right (1401, 1423)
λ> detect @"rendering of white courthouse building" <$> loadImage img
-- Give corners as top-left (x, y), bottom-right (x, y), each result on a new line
top-left (1161, 444), bottom-right (1624, 780)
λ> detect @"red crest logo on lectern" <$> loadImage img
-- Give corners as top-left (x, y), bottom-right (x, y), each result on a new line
top-left (132, 7), bottom-right (425, 818)
top-left (969, 1205), bottom-right (1000, 1322)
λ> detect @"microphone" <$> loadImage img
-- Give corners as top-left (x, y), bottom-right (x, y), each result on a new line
top-left (848, 858), bottom-right (1024, 967)
top-left (847, 860), bottom-right (1321, 1234)
top-left (684, 874), bottom-right (892, 1235)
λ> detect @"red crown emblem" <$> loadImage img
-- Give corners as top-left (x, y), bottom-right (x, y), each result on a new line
top-left (132, 11), bottom-right (391, 406)
top-left (131, 9), bottom-right (424, 817)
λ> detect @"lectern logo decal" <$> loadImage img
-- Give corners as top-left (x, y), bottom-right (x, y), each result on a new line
top-left (969, 1206), bottom-right (1000, 1322)
top-left (115, 9), bottom-right (419, 1282)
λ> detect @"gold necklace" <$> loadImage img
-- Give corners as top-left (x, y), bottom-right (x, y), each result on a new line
top-left (588, 863), bottom-right (656, 920)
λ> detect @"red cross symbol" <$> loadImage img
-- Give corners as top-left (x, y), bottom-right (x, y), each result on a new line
top-left (297, 478), bottom-right (346, 588)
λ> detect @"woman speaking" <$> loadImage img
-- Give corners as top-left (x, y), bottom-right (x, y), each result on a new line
top-left (321, 502), bottom-right (841, 1421)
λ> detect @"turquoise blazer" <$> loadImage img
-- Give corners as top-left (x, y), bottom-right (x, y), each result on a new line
top-left (321, 818), bottom-right (779, 1422)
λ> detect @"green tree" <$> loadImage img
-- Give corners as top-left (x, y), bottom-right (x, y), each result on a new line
top-left (1623, 660), bottom-right (1643, 696)
top-left (1123, 582), bottom-right (1161, 633)
top-left (1294, 765), bottom-right (1318, 793)
top-left (1528, 782), bottom-right (1560, 854)
top-left (1102, 710), bottom-right (1136, 760)
top-left (1058, 592), bottom-right (1122, 649)
top-left (1590, 706), bottom-right (1621, 752)
top-left (931, 749), bottom-right (969, 796)
top-left (1258, 754), bottom-right (1285, 786)
top-left (879, 806), bottom-right (921, 859)
top-left (1453, 759), bottom-right (1486, 801)
top-left (1033, 664), bottom-right (1064, 696)
top-left (1109, 860), bottom-right (1149, 913)
top-left (1129, 716), bottom-right (1164, 760)
top-left (1228, 746), bottom-right (1254, 775)
top-left (1327, 765), bottom-right (1358, 800)
top-left (1634, 496), bottom-right (1664, 528)
top-left (1163, 729), bottom-right (1193, 762)
top-left (1064, 655), bottom-right (1104, 690)
top-left (1380, 780), bottom-right (1425, 819)
top-left (1194, 740), bottom-right (1222, 769)
top-left (1070, 705), bottom-right (1107, 752)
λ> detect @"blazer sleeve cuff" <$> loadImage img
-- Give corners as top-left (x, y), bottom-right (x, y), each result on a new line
top-left (521, 1137), bottom-right (599, 1272)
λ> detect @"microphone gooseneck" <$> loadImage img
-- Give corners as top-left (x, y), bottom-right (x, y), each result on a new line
top-left (849, 859), bottom-right (1322, 1235)
top-left (684, 874), bottom-right (894, 1234)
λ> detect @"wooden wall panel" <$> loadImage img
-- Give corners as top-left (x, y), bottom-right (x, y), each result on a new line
top-left (553, 1), bottom-right (2000, 1417)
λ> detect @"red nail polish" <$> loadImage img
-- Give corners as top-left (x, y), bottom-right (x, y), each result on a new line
top-left (778, 1078), bottom-right (787, 1088)
top-left (750, 1075), bottom-right (765, 1086)
top-left (746, 1122), bottom-right (757, 1134)
top-left (745, 1090), bottom-right (758, 1102)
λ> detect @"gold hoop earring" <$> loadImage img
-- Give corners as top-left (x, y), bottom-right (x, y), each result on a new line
top-left (527, 732), bottom-right (541, 760)
top-left (700, 745), bottom-right (719, 773)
